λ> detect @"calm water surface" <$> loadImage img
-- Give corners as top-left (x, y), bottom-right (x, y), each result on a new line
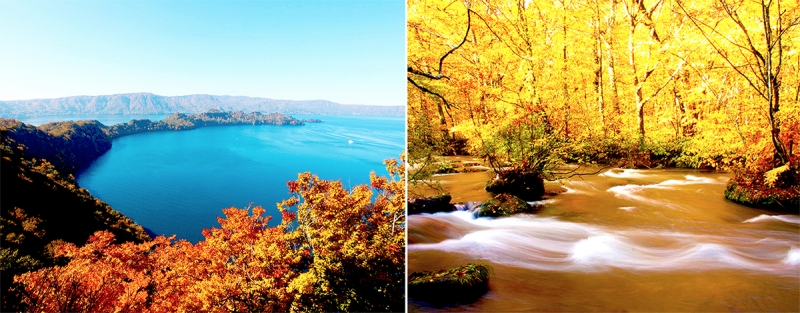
top-left (410, 159), bottom-right (800, 312)
top-left (72, 114), bottom-right (403, 242)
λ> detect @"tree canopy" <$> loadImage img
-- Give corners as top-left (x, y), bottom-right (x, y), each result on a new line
top-left (12, 157), bottom-right (406, 312)
top-left (408, 0), bottom-right (799, 208)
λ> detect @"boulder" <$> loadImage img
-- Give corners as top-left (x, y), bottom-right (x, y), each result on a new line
top-left (408, 263), bottom-right (491, 304)
top-left (408, 194), bottom-right (456, 215)
top-left (474, 193), bottom-right (537, 218)
top-left (485, 169), bottom-right (545, 200)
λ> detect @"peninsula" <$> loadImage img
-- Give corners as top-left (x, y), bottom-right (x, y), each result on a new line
top-left (1, 110), bottom-right (313, 174)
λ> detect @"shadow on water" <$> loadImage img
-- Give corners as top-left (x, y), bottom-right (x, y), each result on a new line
top-left (142, 226), bottom-right (158, 240)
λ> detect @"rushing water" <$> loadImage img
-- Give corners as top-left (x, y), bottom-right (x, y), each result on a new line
top-left (70, 114), bottom-right (403, 242)
top-left (409, 163), bottom-right (800, 312)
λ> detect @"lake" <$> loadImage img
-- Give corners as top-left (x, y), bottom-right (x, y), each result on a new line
top-left (19, 114), bottom-right (404, 243)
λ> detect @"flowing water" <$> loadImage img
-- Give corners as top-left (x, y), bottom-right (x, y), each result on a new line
top-left (409, 162), bottom-right (800, 312)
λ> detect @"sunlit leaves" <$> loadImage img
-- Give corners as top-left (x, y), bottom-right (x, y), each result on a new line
top-left (409, 0), bottom-right (799, 175)
top-left (13, 158), bottom-right (406, 312)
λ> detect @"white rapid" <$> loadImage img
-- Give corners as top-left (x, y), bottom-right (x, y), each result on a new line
top-left (410, 211), bottom-right (798, 275)
top-left (409, 167), bottom-right (799, 312)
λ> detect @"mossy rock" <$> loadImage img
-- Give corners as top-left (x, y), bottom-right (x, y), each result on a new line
top-left (724, 161), bottom-right (800, 212)
top-left (409, 263), bottom-right (492, 304)
top-left (434, 163), bottom-right (458, 174)
top-left (408, 194), bottom-right (456, 215)
top-left (725, 180), bottom-right (800, 212)
top-left (485, 169), bottom-right (545, 201)
top-left (460, 166), bottom-right (488, 173)
top-left (474, 193), bottom-right (537, 218)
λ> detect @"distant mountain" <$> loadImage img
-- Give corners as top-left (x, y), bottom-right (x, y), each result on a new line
top-left (0, 93), bottom-right (405, 117)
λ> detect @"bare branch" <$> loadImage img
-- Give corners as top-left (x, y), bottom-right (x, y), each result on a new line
top-left (407, 3), bottom-right (471, 80)
top-left (642, 59), bottom-right (685, 106)
top-left (675, 0), bottom-right (769, 100)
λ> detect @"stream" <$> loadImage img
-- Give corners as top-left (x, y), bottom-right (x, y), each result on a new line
top-left (409, 161), bottom-right (799, 312)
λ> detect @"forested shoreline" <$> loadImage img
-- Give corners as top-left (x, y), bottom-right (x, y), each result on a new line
top-left (1, 111), bottom-right (310, 174)
top-left (104, 110), bottom-right (311, 139)
top-left (1, 119), bottom-right (149, 310)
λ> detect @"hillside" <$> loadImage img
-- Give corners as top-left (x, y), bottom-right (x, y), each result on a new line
top-left (1, 122), bottom-right (150, 310)
top-left (0, 93), bottom-right (405, 117)
top-left (0, 119), bottom-right (112, 175)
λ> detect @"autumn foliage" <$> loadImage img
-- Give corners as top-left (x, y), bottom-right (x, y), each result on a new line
top-left (407, 0), bottom-right (799, 206)
top-left (12, 157), bottom-right (406, 312)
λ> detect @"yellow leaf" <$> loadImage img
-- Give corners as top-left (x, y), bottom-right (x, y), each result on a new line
top-left (764, 163), bottom-right (789, 188)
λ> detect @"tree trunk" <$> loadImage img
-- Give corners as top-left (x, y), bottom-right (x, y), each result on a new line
top-left (605, 0), bottom-right (621, 134)
top-left (593, 0), bottom-right (605, 128)
top-left (627, 11), bottom-right (646, 148)
top-left (673, 80), bottom-right (683, 138)
top-left (562, 12), bottom-right (571, 138)
top-left (762, 0), bottom-right (787, 164)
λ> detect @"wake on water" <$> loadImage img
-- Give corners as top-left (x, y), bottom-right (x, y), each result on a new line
top-left (743, 214), bottom-right (800, 224)
top-left (606, 174), bottom-right (725, 209)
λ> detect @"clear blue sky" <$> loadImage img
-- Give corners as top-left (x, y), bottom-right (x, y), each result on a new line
top-left (0, 0), bottom-right (406, 107)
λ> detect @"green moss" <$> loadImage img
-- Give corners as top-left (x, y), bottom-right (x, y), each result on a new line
top-left (723, 157), bottom-right (800, 212)
top-left (409, 263), bottom-right (492, 304)
top-left (474, 193), bottom-right (537, 218)
top-left (434, 163), bottom-right (458, 174)
top-left (725, 180), bottom-right (799, 211)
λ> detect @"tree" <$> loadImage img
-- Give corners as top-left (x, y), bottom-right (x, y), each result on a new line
top-left (677, 0), bottom-right (799, 164)
top-left (13, 157), bottom-right (406, 312)
top-left (407, 0), bottom-right (798, 205)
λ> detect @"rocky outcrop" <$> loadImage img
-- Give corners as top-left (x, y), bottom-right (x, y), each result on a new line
top-left (408, 194), bottom-right (457, 215)
top-left (485, 169), bottom-right (545, 201)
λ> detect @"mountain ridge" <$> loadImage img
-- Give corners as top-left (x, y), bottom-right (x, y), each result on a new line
top-left (0, 92), bottom-right (405, 117)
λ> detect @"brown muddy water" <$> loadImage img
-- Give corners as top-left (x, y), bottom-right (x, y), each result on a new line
top-left (409, 159), bottom-right (800, 312)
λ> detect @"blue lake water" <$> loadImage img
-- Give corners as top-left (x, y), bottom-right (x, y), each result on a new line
top-left (68, 114), bottom-right (404, 242)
